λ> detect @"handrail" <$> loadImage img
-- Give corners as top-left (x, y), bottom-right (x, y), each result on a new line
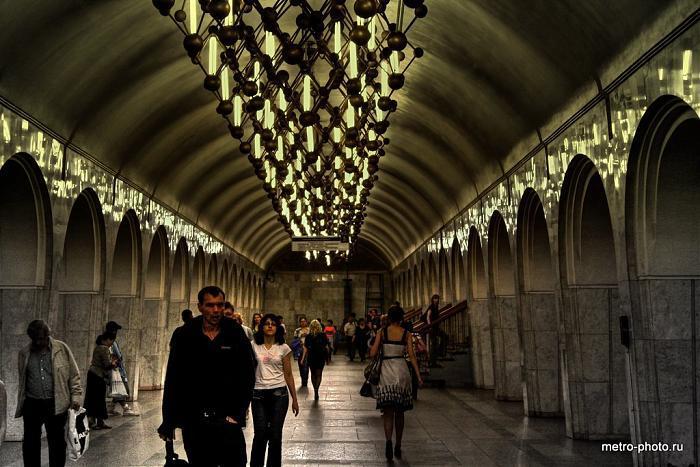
top-left (406, 303), bottom-right (452, 323)
top-left (413, 300), bottom-right (468, 335)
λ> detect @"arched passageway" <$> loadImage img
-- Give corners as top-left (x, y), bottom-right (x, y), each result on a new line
top-left (167, 237), bottom-right (189, 345)
top-left (57, 189), bottom-right (106, 374)
top-left (468, 227), bottom-right (493, 389)
top-left (439, 249), bottom-right (451, 303)
top-left (488, 211), bottom-right (521, 401)
top-left (626, 96), bottom-right (700, 466)
top-left (140, 226), bottom-right (169, 390)
top-left (412, 265), bottom-right (419, 308)
top-left (0, 154), bottom-right (53, 439)
top-left (190, 247), bottom-right (205, 307)
top-left (516, 189), bottom-right (561, 416)
top-left (559, 155), bottom-right (627, 439)
top-left (107, 210), bottom-right (143, 398)
top-left (207, 254), bottom-right (218, 286)
top-left (451, 239), bottom-right (467, 301)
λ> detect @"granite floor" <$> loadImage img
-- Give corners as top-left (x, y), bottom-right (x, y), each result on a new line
top-left (0, 359), bottom-right (633, 466)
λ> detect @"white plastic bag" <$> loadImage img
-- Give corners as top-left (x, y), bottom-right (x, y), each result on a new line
top-left (65, 407), bottom-right (89, 461)
top-left (110, 369), bottom-right (128, 398)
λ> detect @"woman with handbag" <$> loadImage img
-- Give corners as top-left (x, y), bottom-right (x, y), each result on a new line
top-left (369, 305), bottom-right (422, 461)
top-left (301, 320), bottom-right (330, 401)
top-left (84, 332), bottom-right (117, 430)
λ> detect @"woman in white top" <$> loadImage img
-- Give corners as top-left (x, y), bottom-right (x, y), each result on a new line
top-left (251, 313), bottom-right (299, 467)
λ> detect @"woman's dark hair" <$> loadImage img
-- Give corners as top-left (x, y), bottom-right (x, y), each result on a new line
top-left (251, 312), bottom-right (262, 328)
top-left (253, 313), bottom-right (286, 345)
top-left (387, 305), bottom-right (404, 324)
top-left (96, 331), bottom-right (117, 345)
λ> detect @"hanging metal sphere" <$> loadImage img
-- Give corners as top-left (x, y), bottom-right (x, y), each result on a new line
top-left (242, 81), bottom-right (258, 96)
top-left (284, 44), bottom-right (304, 65)
top-left (183, 34), bottom-right (204, 58)
top-left (247, 96), bottom-right (265, 112)
top-left (240, 142), bottom-right (252, 154)
top-left (387, 73), bottom-right (405, 90)
top-left (349, 24), bottom-right (371, 46)
top-left (349, 94), bottom-right (364, 108)
top-left (173, 9), bottom-right (186, 22)
top-left (208, 0), bottom-right (230, 20)
top-left (347, 78), bottom-right (362, 95)
top-left (261, 129), bottom-right (274, 142)
top-left (330, 4), bottom-right (345, 21)
top-left (403, 0), bottom-right (423, 7)
top-left (415, 4), bottom-right (428, 18)
top-left (218, 26), bottom-right (237, 46)
top-left (216, 100), bottom-right (233, 115)
top-left (414, 47), bottom-right (424, 58)
top-left (300, 111), bottom-right (319, 127)
top-left (228, 124), bottom-right (244, 139)
top-left (354, 0), bottom-right (378, 18)
top-left (386, 31), bottom-right (408, 51)
top-left (377, 96), bottom-right (392, 111)
top-left (204, 75), bottom-right (221, 91)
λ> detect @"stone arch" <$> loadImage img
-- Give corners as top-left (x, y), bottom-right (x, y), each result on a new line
top-left (57, 188), bottom-right (106, 376)
top-left (246, 272), bottom-right (253, 309)
top-left (516, 188), bottom-right (561, 416)
top-left (438, 248), bottom-right (451, 303)
top-left (238, 269), bottom-right (247, 311)
top-left (467, 226), bottom-right (493, 388)
top-left (0, 153), bottom-right (53, 440)
top-left (167, 237), bottom-right (189, 340)
top-left (625, 96), bottom-right (700, 465)
top-left (412, 265), bottom-right (419, 308)
top-left (106, 210), bottom-right (143, 401)
top-left (140, 226), bottom-right (170, 390)
top-left (451, 237), bottom-right (467, 301)
top-left (487, 211), bottom-right (521, 401)
top-left (221, 258), bottom-right (230, 297)
top-left (559, 154), bottom-right (626, 439)
top-left (231, 264), bottom-right (238, 306)
top-left (419, 260), bottom-right (427, 307)
top-left (207, 253), bottom-right (218, 286)
top-left (428, 254), bottom-right (438, 301)
top-left (190, 246), bottom-right (205, 306)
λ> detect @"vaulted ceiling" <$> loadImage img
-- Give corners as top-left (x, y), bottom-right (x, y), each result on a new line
top-left (0, 0), bottom-right (679, 268)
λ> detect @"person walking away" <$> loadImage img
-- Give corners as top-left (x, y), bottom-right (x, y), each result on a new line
top-left (169, 309), bottom-right (193, 348)
top-left (104, 321), bottom-right (139, 416)
top-left (355, 318), bottom-right (371, 363)
top-left (85, 332), bottom-right (117, 429)
top-left (302, 320), bottom-right (330, 401)
top-left (277, 315), bottom-right (287, 340)
top-left (250, 314), bottom-right (299, 467)
top-left (293, 317), bottom-right (310, 386)
top-left (344, 313), bottom-right (357, 362)
top-left (233, 311), bottom-right (255, 341)
top-left (251, 312), bottom-right (263, 333)
top-left (16, 320), bottom-right (82, 467)
top-left (159, 286), bottom-right (255, 467)
top-left (370, 305), bottom-right (423, 461)
top-left (323, 320), bottom-right (336, 363)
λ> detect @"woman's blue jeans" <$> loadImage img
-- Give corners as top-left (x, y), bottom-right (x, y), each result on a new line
top-left (250, 387), bottom-right (289, 467)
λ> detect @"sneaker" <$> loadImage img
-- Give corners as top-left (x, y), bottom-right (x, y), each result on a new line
top-left (385, 440), bottom-right (393, 461)
top-left (394, 444), bottom-right (402, 459)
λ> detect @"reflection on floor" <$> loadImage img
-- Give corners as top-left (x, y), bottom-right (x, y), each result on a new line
top-left (0, 359), bottom-right (632, 466)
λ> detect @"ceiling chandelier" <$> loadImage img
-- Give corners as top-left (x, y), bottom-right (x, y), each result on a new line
top-left (152, 0), bottom-right (427, 249)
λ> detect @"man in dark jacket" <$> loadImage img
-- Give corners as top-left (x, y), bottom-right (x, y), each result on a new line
top-left (158, 286), bottom-right (255, 466)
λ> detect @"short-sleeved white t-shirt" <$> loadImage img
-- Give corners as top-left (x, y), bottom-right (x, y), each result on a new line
top-left (253, 343), bottom-right (292, 390)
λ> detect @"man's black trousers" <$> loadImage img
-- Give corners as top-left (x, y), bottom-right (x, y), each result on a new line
top-left (182, 420), bottom-right (247, 466)
top-left (22, 397), bottom-right (68, 467)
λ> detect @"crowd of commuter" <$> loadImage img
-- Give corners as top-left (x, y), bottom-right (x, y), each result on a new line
top-left (13, 284), bottom-right (444, 466)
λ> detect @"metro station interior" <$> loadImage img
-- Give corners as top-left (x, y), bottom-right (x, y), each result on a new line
top-left (0, 1), bottom-right (699, 465)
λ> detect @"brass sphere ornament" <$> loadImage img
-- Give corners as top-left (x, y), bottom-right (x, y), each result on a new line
top-left (354, 0), bottom-right (378, 19)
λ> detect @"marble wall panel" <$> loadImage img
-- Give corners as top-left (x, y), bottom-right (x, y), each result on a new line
top-left (648, 279), bottom-right (692, 340)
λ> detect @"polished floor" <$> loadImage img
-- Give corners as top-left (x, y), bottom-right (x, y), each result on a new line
top-left (0, 358), bottom-right (633, 466)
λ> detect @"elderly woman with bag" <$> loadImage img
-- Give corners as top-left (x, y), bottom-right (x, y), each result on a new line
top-left (84, 332), bottom-right (117, 430)
top-left (369, 305), bottom-right (422, 461)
